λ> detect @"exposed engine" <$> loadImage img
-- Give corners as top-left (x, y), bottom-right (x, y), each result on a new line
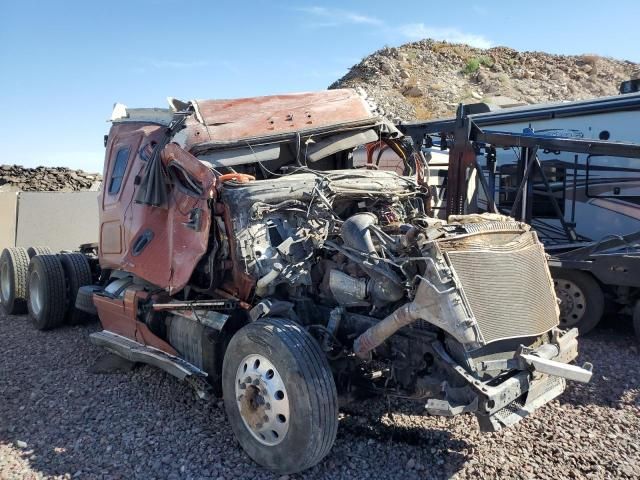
top-left (209, 169), bottom-right (587, 430)
top-left (219, 170), bottom-right (428, 307)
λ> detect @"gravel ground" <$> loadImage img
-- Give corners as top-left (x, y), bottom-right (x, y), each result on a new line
top-left (1, 309), bottom-right (639, 480)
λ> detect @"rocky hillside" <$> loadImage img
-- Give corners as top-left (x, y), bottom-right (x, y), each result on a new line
top-left (330, 39), bottom-right (639, 121)
top-left (0, 165), bottom-right (102, 192)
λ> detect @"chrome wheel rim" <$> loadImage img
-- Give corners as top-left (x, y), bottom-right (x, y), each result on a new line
top-left (554, 278), bottom-right (586, 327)
top-left (235, 354), bottom-right (290, 446)
top-left (29, 271), bottom-right (43, 316)
top-left (0, 261), bottom-right (10, 302)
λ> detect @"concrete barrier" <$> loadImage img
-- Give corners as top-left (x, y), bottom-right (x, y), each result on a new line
top-left (0, 192), bottom-right (18, 249)
top-left (0, 191), bottom-right (99, 252)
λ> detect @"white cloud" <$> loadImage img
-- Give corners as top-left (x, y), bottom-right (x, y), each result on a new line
top-left (343, 12), bottom-right (382, 25)
top-left (149, 59), bottom-right (209, 69)
top-left (399, 23), bottom-right (493, 49)
top-left (296, 6), bottom-right (383, 27)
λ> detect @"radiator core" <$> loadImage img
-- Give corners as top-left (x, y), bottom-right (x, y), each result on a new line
top-left (441, 231), bottom-right (559, 344)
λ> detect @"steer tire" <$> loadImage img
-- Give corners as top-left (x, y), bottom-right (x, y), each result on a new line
top-left (27, 246), bottom-right (53, 258)
top-left (222, 317), bottom-right (338, 474)
top-left (59, 253), bottom-right (93, 324)
top-left (0, 247), bottom-right (30, 314)
top-left (75, 285), bottom-right (102, 317)
top-left (550, 268), bottom-right (604, 335)
top-left (27, 254), bottom-right (67, 330)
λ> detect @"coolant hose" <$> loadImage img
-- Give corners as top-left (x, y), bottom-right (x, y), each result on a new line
top-left (341, 214), bottom-right (404, 304)
top-left (341, 213), bottom-right (378, 255)
top-left (255, 263), bottom-right (283, 297)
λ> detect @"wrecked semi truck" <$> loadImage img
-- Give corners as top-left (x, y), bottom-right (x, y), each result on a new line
top-left (0, 90), bottom-right (593, 474)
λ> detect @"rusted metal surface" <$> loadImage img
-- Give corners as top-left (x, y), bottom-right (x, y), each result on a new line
top-left (94, 288), bottom-right (178, 355)
top-left (186, 90), bottom-right (372, 149)
top-left (93, 289), bottom-right (140, 340)
top-left (218, 202), bottom-right (256, 302)
top-left (99, 130), bottom-right (215, 293)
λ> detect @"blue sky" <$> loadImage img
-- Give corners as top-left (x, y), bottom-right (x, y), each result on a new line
top-left (1, 0), bottom-right (638, 173)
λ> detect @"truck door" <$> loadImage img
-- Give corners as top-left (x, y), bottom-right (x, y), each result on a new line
top-left (99, 123), bottom-right (154, 270)
top-left (121, 143), bottom-right (215, 293)
top-left (100, 124), bottom-right (215, 293)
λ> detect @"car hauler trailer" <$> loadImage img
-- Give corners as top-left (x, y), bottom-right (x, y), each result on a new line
top-left (398, 101), bottom-right (640, 338)
top-left (0, 89), bottom-right (593, 474)
top-left (409, 90), bottom-right (640, 243)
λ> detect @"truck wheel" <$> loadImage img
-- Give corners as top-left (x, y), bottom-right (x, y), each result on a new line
top-left (0, 247), bottom-right (30, 314)
top-left (27, 246), bottom-right (53, 258)
top-left (550, 268), bottom-right (604, 335)
top-left (27, 254), bottom-right (67, 330)
top-left (633, 301), bottom-right (640, 341)
top-left (222, 317), bottom-right (338, 474)
top-left (59, 253), bottom-right (93, 324)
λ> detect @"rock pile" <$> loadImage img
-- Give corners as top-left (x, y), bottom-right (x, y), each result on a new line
top-left (0, 165), bottom-right (102, 192)
top-left (330, 39), bottom-right (639, 120)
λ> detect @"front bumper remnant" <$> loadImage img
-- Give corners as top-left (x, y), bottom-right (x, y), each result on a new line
top-left (426, 328), bottom-right (592, 431)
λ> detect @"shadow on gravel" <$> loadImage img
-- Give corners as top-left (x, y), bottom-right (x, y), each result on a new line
top-left (337, 403), bottom-right (470, 477)
top-left (559, 316), bottom-right (640, 410)
top-left (340, 411), bottom-right (466, 448)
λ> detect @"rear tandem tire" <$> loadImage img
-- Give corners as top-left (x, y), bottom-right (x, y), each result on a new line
top-left (27, 246), bottom-right (53, 258)
top-left (222, 317), bottom-right (338, 474)
top-left (633, 301), bottom-right (640, 342)
top-left (550, 268), bottom-right (604, 335)
top-left (59, 253), bottom-right (93, 324)
top-left (27, 254), bottom-right (67, 330)
top-left (0, 247), bottom-right (30, 314)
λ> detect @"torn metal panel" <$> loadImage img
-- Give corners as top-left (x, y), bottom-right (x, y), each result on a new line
top-left (91, 89), bottom-right (591, 458)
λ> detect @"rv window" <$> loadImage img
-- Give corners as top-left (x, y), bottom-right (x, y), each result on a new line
top-left (586, 155), bottom-right (640, 200)
top-left (497, 162), bottom-right (566, 218)
top-left (109, 147), bottom-right (130, 195)
top-left (532, 163), bottom-right (566, 218)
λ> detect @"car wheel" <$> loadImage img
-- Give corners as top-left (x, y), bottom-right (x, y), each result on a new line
top-left (550, 268), bottom-right (604, 335)
top-left (59, 253), bottom-right (93, 324)
top-left (0, 247), bottom-right (30, 314)
top-left (27, 254), bottom-right (67, 330)
top-left (222, 317), bottom-right (338, 474)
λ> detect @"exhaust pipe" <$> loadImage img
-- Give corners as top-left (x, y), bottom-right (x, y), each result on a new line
top-left (353, 276), bottom-right (479, 358)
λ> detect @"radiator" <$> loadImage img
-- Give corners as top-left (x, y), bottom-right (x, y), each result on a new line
top-left (440, 231), bottom-right (559, 344)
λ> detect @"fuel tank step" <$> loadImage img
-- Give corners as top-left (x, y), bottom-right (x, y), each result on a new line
top-left (89, 330), bottom-right (211, 399)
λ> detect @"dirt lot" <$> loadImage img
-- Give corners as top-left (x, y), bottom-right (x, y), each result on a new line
top-left (0, 309), bottom-right (639, 480)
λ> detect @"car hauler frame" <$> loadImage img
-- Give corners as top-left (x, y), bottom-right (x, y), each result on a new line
top-left (398, 105), bottom-right (640, 337)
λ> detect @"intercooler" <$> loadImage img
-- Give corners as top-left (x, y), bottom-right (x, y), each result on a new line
top-left (439, 229), bottom-right (559, 344)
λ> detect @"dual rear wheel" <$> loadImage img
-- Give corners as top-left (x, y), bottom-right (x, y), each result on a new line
top-left (0, 247), bottom-right (94, 329)
top-left (0, 247), bottom-right (30, 314)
